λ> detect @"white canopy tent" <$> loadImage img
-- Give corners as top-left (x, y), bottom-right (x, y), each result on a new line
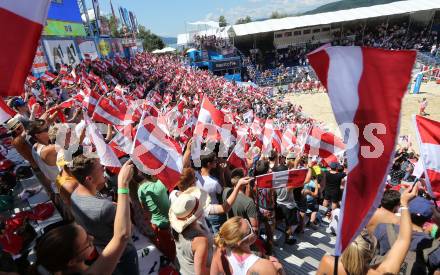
top-left (152, 47), bottom-right (176, 54)
top-left (230, 0), bottom-right (440, 37)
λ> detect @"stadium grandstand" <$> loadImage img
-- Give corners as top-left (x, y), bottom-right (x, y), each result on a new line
top-left (178, 0), bottom-right (440, 88)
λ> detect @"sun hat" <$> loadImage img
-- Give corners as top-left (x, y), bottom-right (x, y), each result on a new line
top-left (6, 117), bottom-right (21, 132)
top-left (169, 186), bottom-right (211, 233)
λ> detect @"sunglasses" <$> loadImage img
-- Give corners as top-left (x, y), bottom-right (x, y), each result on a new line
top-left (239, 219), bottom-right (255, 245)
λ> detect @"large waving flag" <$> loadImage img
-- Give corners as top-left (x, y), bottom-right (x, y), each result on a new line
top-left (308, 46), bottom-right (415, 255)
top-left (194, 96), bottom-right (225, 139)
top-left (304, 126), bottom-right (345, 164)
top-left (84, 112), bottom-right (121, 168)
top-left (256, 168), bottom-right (309, 189)
top-left (262, 119), bottom-right (282, 155)
top-left (413, 115), bottom-right (440, 197)
top-left (131, 113), bottom-right (183, 191)
top-left (92, 97), bottom-right (132, 125)
top-left (0, 0), bottom-right (50, 96)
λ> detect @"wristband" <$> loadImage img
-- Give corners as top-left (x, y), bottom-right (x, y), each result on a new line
top-left (117, 188), bottom-right (129, 194)
top-left (400, 206), bottom-right (409, 211)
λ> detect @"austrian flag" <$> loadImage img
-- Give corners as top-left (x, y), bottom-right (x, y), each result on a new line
top-left (256, 168), bottom-right (309, 189)
top-left (0, 0), bottom-right (50, 96)
top-left (413, 115), bottom-right (440, 197)
top-left (308, 46), bottom-right (416, 255)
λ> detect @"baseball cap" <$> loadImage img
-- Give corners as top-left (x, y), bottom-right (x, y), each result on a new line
top-left (11, 98), bottom-right (25, 108)
top-left (409, 196), bottom-right (433, 220)
top-left (329, 162), bottom-right (339, 170)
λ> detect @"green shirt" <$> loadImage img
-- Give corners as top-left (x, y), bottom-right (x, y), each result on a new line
top-left (137, 180), bottom-right (170, 228)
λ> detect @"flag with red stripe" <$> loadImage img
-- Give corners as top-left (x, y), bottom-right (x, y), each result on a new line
top-left (413, 115), bottom-right (440, 198)
top-left (0, 0), bottom-right (50, 96)
top-left (227, 135), bottom-right (249, 171)
top-left (308, 46), bottom-right (416, 255)
top-left (92, 97), bottom-right (133, 125)
top-left (131, 113), bottom-right (183, 191)
top-left (256, 168), bottom-right (308, 189)
top-left (304, 127), bottom-right (345, 165)
top-left (84, 112), bottom-right (121, 168)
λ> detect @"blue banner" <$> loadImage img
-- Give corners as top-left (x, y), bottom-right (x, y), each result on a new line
top-left (413, 73), bottom-right (423, 94)
top-left (47, 0), bottom-right (82, 23)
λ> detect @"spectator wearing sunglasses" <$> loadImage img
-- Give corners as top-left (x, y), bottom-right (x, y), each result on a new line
top-left (211, 217), bottom-right (284, 275)
top-left (32, 161), bottom-right (134, 275)
top-left (28, 120), bottom-right (60, 184)
top-left (69, 155), bottom-right (139, 275)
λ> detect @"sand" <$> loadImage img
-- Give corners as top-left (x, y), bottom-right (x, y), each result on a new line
top-left (285, 81), bottom-right (440, 152)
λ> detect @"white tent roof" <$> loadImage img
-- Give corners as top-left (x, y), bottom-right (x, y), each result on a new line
top-left (231, 0), bottom-right (440, 37)
top-left (188, 21), bottom-right (219, 28)
top-left (152, 47), bottom-right (176, 54)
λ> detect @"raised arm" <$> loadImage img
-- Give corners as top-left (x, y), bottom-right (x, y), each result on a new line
top-left (182, 138), bottom-right (193, 168)
top-left (375, 185), bottom-right (418, 274)
top-left (87, 160), bottom-right (134, 275)
top-left (209, 177), bottom-right (251, 214)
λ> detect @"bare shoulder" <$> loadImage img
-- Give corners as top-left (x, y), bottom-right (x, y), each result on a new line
top-left (248, 258), bottom-right (277, 275)
top-left (192, 235), bottom-right (208, 251)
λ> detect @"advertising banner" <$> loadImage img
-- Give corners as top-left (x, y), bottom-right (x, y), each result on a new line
top-left (76, 38), bottom-right (99, 60)
top-left (32, 41), bottom-right (49, 77)
top-left (110, 38), bottom-right (125, 57)
top-left (96, 38), bottom-right (113, 58)
top-left (43, 39), bottom-right (80, 70)
top-left (43, 20), bottom-right (87, 36)
top-left (211, 58), bottom-right (241, 71)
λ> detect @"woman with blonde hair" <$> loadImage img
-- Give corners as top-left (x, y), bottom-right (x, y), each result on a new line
top-left (316, 185), bottom-right (419, 275)
top-left (210, 216), bottom-right (284, 275)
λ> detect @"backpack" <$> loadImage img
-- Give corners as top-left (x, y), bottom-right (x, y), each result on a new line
top-left (371, 224), bottom-right (440, 275)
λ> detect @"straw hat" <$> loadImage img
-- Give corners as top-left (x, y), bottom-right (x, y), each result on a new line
top-left (6, 117), bottom-right (21, 132)
top-left (169, 187), bottom-right (211, 233)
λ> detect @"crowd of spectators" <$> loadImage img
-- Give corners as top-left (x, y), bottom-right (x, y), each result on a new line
top-left (243, 20), bottom-right (439, 88)
top-left (0, 51), bottom-right (439, 275)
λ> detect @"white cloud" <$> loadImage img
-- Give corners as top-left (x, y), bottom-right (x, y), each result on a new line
top-left (218, 0), bottom-right (339, 24)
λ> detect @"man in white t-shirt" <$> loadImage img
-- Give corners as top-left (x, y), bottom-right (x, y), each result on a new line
top-left (195, 151), bottom-right (224, 233)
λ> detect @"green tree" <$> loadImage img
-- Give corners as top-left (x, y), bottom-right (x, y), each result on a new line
top-left (270, 11), bottom-right (288, 19)
top-left (109, 15), bottom-right (122, 37)
top-left (236, 16), bottom-right (252, 25)
top-left (219, 15), bottom-right (227, 27)
top-left (138, 25), bottom-right (165, 52)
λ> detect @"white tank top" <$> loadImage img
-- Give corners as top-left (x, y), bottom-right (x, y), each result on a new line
top-left (32, 144), bottom-right (60, 183)
top-left (226, 251), bottom-right (260, 275)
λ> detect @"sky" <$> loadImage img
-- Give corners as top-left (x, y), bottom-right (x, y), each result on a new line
top-left (87, 0), bottom-right (339, 37)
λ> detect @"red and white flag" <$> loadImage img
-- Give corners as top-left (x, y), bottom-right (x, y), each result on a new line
top-left (84, 113), bottom-right (121, 168)
top-left (131, 113), bottom-right (183, 191)
top-left (40, 71), bottom-right (56, 82)
top-left (256, 168), bottom-right (309, 189)
top-left (0, 99), bottom-right (16, 124)
top-left (308, 46), bottom-right (416, 254)
top-left (413, 115), bottom-right (440, 197)
top-left (304, 127), bottom-right (345, 165)
top-left (194, 96), bottom-right (231, 142)
top-left (282, 125), bottom-right (297, 154)
top-left (227, 135), bottom-right (249, 171)
top-left (92, 97), bottom-right (133, 126)
top-left (0, 0), bottom-right (50, 96)
top-left (80, 88), bottom-right (100, 115)
top-left (262, 119), bottom-right (282, 154)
